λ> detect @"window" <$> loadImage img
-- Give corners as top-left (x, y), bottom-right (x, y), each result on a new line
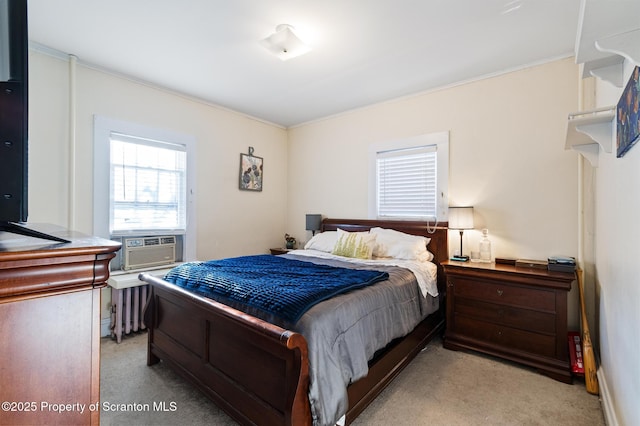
top-left (93, 116), bottom-right (196, 262)
top-left (376, 145), bottom-right (437, 218)
top-left (369, 132), bottom-right (449, 221)
top-left (110, 134), bottom-right (186, 234)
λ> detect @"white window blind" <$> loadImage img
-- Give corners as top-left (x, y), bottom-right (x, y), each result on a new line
top-left (109, 133), bottom-right (187, 234)
top-left (376, 145), bottom-right (437, 219)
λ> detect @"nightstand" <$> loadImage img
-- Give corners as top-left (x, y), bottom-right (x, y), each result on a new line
top-left (269, 248), bottom-right (291, 255)
top-left (442, 260), bottom-right (574, 383)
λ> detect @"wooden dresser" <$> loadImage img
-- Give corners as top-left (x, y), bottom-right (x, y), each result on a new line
top-left (0, 225), bottom-right (120, 425)
top-left (442, 260), bottom-right (574, 383)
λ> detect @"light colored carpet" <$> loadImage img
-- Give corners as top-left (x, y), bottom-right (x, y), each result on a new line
top-left (100, 332), bottom-right (604, 426)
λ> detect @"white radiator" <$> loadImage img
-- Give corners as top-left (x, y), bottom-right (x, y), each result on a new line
top-left (108, 266), bottom-right (176, 343)
top-left (110, 284), bottom-right (148, 343)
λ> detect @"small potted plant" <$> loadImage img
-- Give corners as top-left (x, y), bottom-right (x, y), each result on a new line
top-left (284, 233), bottom-right (296, 249)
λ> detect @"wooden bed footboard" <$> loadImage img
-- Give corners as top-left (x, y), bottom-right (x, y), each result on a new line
top-left (141, 273), bottom-right (311, 426)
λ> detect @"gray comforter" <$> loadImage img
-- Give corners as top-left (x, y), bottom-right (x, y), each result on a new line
top-left (282, 253), bottom-right (439, 426)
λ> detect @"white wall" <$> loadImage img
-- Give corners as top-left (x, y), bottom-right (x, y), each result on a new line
top-left (590, 62), bottom-right (640, 425)
top-left (28, 49), bottom-right (289, 322)
top-left (28, 51), bottom-right (71, 226)
top-left (29, 49), bottom-right (289, 258)
top-left (288, 58), bottom-right (582, 328)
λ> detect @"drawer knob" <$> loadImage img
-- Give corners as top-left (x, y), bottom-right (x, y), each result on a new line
top-left (497, 289), bottom-right (503, 296)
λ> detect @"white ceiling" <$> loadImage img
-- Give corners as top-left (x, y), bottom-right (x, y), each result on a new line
top-left (25, 1), bottom-right (621, 128)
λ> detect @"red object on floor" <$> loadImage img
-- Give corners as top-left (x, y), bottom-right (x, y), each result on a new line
top-left (568, 331), bottom-right (585, 375)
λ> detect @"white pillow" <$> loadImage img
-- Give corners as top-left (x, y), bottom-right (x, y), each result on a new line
top-left (331, 229), bottom-right (377, 259)
top-left (304, 231), bottom-right (339, 252)
top-left (370, 227), bottom-right (433, 262)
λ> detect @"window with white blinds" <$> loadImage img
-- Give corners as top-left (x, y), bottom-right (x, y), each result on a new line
top-left (109, 133), bottom-right (187, 234)
top-left (376, 145), bottom-right (437, 219)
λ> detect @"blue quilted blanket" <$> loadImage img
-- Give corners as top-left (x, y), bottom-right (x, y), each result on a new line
top-left (163, 255), bottom-right (389, 327)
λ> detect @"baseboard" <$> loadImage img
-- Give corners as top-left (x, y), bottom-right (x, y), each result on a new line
top-left (101, 318), bottom-right (112, 338)
top-left (597, 367), bottom-right (619, 426)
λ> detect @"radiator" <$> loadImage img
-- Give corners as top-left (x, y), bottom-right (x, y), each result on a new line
top-left (108, 266), bottom-right (176, 343)
top-left (110, 285), bottom-right (149, 343)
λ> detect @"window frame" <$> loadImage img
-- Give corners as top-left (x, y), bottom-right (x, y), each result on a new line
top-left (368, 131), bottom-right (449, 221)
top-left (93, 115), bottom-right (196, 261)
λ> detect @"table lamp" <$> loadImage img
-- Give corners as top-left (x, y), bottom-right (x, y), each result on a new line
top-left (448, 206), bottom-right (474, 261)
top-left (305, 214), bottom-right (322, 236)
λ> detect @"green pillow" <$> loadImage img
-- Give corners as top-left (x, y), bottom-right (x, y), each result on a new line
top-left (331, 229), bottom-right (376, 259)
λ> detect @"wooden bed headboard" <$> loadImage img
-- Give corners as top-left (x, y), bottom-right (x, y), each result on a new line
top-left (321, 218), bottom-right (448, 294)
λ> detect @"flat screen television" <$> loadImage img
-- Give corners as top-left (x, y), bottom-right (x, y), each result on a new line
top-left (0, 0), bottom-right (67, 242)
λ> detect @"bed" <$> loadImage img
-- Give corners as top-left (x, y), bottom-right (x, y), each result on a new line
top-left (139, 218), bottom-right (448, 426)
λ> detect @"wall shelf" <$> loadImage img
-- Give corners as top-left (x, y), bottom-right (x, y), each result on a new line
top-left (580, 29), bottom-right (640, 88)
top-left (595, 28), bottom-right (640, 69)
top-left (565, 107), bottom-right (615, 168)
top-left (582, 56), bottom-right (625, 88)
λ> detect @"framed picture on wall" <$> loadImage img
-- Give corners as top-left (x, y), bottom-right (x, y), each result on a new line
top-left (239, 153), bottom-right (263, 191)
top-left (616, 66), bottom-right (640, 158)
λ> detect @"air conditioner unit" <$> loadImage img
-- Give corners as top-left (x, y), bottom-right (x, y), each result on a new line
top-left (123, 236), bottom-right (176, 270)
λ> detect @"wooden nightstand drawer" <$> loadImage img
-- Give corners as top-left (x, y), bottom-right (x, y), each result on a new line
top-left (456, 316), bottom-right (556, 358)
top-left (453, 277), bottom-right (555, 312)
top-left (455, 298), bottom-right (556, 334)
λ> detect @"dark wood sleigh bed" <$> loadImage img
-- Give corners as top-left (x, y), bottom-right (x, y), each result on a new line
top-left (139, 218), bottom-right (448, 426)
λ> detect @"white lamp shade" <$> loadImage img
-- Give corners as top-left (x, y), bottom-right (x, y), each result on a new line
top-left (260, 24), bottom-right (311, 61)
top-left (448, 206), bottom-right (474, 230)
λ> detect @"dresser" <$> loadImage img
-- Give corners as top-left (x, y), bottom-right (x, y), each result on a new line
top-left (442, 260), bottom-right (574, 383)
top-left (0, 225), bottom-right (121, 425)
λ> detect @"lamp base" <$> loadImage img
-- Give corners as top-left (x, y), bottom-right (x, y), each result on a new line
top-left (451, 255), bottom-right (470, 262)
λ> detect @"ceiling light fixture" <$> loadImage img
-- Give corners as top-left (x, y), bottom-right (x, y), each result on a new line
top-left (260, 24), bottom-right (311, 61)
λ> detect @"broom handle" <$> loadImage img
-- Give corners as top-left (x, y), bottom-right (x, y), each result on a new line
top-left (577, 268), bottom-right (598, 394)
